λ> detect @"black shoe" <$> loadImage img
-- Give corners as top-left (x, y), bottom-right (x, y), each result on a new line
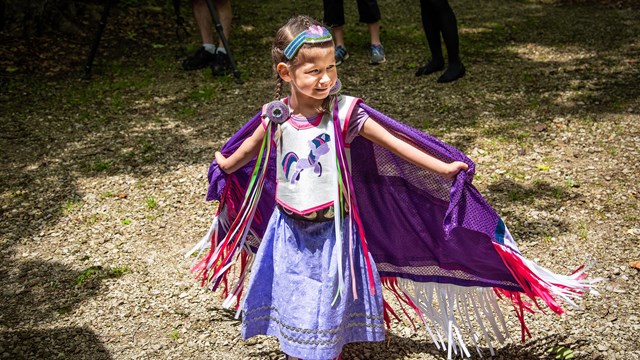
top-left (415, 60), bottom-right (444, 77)
top-left (182, 47), bottom-right (216, 71)
top-left (437, 63), bottom-right (465, 83)
top-left (211, 52), bottom-right (231, 76)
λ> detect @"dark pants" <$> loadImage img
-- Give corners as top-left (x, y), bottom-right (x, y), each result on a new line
top-left (323, 0), bottom-right (381, 27)
top-left (419, 0), bottom-right (461, 64)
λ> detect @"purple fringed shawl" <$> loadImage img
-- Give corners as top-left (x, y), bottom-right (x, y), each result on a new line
top-left (206, 102), bottom-right (521, 292)
top-left (197, 100), bottom-right (596, 355)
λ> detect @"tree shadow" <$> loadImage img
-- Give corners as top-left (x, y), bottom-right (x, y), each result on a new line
top-left (452, 0), bottom-right (639, 134)
top-left (1, 1), bottom-right (631, 359)
top-left (0, 327), bottom-right (111, 359)
top-left (365, 0), bottom-right (639, 148)
top-left (486, 178), bottom-right (577, 207)
top-left (342, 331), bottom-right (586, 359)
top-left (0, 260), bottom-right (113, 358)
top-left (484, 178), bottom-right (579, 242)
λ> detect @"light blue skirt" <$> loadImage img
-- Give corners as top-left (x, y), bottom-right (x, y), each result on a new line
top-left (241, 208), bottom-right (385, 360)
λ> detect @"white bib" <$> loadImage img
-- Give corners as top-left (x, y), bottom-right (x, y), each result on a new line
top-left (267, 95), bottom-right (360, 215)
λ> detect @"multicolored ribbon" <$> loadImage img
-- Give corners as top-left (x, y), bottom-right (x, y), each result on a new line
top-left (284, 25), bottom-right (333, 60)
top-left (195, 119), bottom-right (275, 293)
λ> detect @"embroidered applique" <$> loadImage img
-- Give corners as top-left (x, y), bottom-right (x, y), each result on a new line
top-left (281, 133), bottom-right (331, 184)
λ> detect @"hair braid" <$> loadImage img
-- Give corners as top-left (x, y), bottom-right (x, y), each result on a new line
top-left (274, 76), bottom-right (284, 100)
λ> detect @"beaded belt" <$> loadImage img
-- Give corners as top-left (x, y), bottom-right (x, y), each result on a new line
top-left (277, 204), bottom-right (338, 222)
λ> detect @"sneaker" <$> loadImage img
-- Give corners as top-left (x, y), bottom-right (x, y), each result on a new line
top-left (334, 46), bottom-right (349, 66)
top-left (182, 47), bottom-right (216, 71)
top-left (370, 44), bottom-right (386, 65)
top-left (211, 51), bottom-right (231, 76)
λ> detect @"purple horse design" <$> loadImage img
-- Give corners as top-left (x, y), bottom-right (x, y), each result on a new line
top-left (281, 133), bottom-right (332, 184)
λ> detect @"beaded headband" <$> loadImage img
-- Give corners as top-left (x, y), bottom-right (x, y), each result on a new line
top-left (283, 25), bottom-right (333, 60)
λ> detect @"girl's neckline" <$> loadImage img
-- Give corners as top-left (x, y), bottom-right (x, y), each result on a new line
top-left (289, 112), bottom-right (321, 123)
top-left (285, 96), bottom-right (325, 120)
top-left (284, 97), bottom-right (324, 126)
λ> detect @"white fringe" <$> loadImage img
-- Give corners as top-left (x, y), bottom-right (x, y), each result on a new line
top-left (186, 205), bottom-right (260, 316)
top-left (519, 256), bottom-right (601, 307)
top-left (398, 280), bottom-right (511, 359)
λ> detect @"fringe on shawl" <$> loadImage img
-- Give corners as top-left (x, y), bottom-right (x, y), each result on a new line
top-left (186, 205), bottom-right (257, 317)
top-left (379, 253), bottom-right (599, 359)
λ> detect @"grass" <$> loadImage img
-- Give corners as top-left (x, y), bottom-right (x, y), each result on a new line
top-left (547, 345), bottom-right (575, 359)
top-left (145, 196), bottom-right (158, 209)
top-left (577, 222), bottom-right (589, 239)
top-left (564, 177), bottom-right (577, 188)
top-left (75, 265), bottom-right (131, 285)
top-left (84, 213), bottom-right (104, 225)
top-left (75, 266), bottom-right (103, 285)
top-left (188, 85), bottom-right (219, 101)
top-left (170, 327), bottom-right (180, 340)
top-left (62, 198), bottom-right (83, 215)
top-left (100, 191), bottom-right (114, 199)
top-left (87, 158), bottom-right (113, 173)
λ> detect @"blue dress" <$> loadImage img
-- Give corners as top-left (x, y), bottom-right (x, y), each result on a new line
top-left (241, 208), bottom-right (385, 360)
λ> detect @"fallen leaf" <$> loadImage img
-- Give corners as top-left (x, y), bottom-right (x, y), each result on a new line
top-left (534, 123), bottom-right (547, 132)
top-left (117, 193), bottom-right (128, 199)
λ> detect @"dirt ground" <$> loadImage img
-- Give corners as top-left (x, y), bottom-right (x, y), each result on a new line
top-left (1, 0), bottom-right (639, 359)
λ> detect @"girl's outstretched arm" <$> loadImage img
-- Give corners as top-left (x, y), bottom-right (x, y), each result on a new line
top-left (359, 118), bottom-right (468, 179)
top-left (215, 125), bottom-right (266, 174)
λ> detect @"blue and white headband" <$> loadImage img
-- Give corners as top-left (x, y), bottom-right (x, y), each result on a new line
top-left (283, 25), bottom-right (333, 60)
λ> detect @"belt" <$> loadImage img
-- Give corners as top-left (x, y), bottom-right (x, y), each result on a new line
top-left (277, 204), bottom-right (339, 222)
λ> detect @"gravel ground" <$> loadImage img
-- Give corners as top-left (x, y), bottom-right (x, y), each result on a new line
top-left (1, 0), bottom-right (639, 359)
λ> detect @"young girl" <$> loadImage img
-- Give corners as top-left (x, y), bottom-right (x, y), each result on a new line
top-left (190, 15), bottom-right (595, 360)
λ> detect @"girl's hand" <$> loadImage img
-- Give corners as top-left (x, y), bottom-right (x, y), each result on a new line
top-left (444, 161), bottom-right (468, 179)
top-left (215, 151), bottom-right (231, 174)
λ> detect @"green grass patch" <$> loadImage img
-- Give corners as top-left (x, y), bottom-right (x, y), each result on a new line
top-left (75, 266), bottom-right (103, 285)
top-left (87, 158), bottom-right (114, 173)
top-left (107, 266), bottom-right (130, 278)
top-left (75, 265), bottom-right (131, 286)
top-left (564, 177), bottom-right (578, 188)
top-left (145, 196), bottom-right (158, 209)
top-left (170, 327), bottom-right (180, 340)
top-left (177, 106), bottom-right (197, 119)
top-left (547, 345), bottom-right (574, 359)
top-left (84, 213), bottom-right (104, 225)
top-left (508, 189), bottom-right (529, 202)
top-left (100, 191), bottom-right (114, 199)
top-left (62, 198), bottom-right (83, 215)
top-left (189, 85), bottom-right (218, 101)
top-left (577, 222), bottom-right (589, 239)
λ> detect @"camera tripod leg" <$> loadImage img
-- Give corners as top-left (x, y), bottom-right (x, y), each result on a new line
top-left (83, 0), bottom-right (116, 79)
top-left (204, 0), bottom-right (243, 84)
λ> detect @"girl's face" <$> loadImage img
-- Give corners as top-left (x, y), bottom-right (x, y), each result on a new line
top-left (278, 46), bottom-right (337, 103)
